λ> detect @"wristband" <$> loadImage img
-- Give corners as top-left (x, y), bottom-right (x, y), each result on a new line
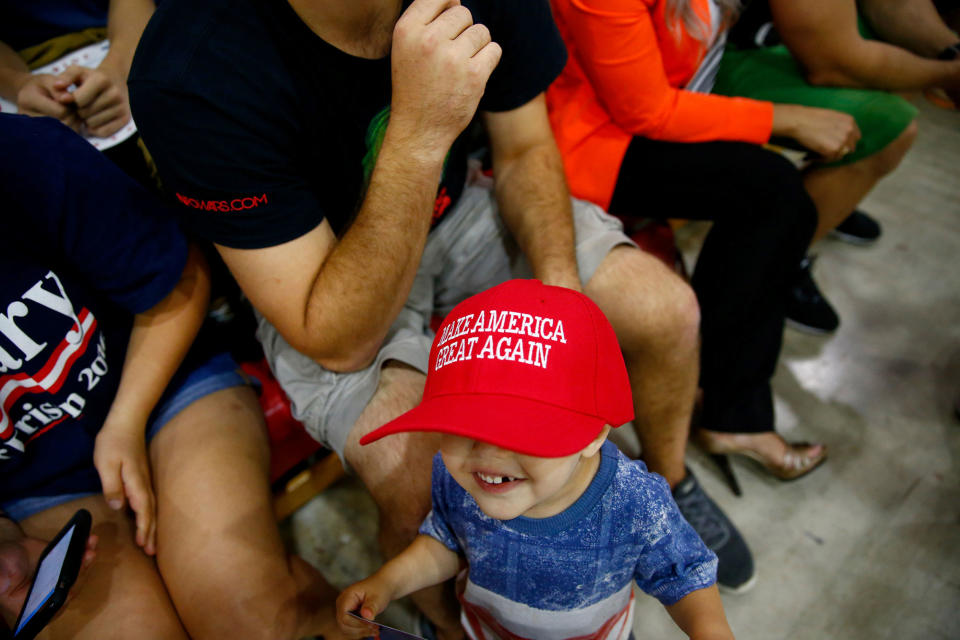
top-left (938, 42), bottom-right (960, 60)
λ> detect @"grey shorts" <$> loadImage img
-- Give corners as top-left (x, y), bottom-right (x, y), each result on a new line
top-left (257, 168), bottom-right (634, 462)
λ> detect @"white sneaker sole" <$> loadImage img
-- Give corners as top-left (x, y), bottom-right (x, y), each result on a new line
top-left (829, 229), bottom-right (879, 246)
top-left (786, 317), bottom-right (837, 336)
top-left (718, 570), bottom-right (759, 595)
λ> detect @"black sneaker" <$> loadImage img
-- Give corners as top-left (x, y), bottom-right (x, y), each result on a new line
top-left (830, 210), bottom-right (881, 246)
top-left (786, 256), bottom-right (840, 335)
top-left (673, 470), bottom-right (756, 593)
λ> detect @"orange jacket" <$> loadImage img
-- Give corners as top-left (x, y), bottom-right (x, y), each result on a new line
top-left (547, 0), bottom-right (775, 209)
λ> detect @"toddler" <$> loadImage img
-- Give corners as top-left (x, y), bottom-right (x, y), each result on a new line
top-left (337, 279), bottom-right (734, 640)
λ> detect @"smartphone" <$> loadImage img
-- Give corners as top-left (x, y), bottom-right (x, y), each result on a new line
top-left (347, 611), bottom-right (425, 639)
top-left (12, 509), bottom-right (92, 640)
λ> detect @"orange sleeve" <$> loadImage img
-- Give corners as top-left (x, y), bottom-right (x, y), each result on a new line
top-left (567, 0), bottom-right (774, 144)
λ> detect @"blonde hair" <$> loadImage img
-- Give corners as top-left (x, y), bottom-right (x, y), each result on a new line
top-left (666, 0), bottom-right (741, 44)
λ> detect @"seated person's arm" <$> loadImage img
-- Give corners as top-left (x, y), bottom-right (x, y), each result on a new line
top-left (336, 534), bottom-right (460, 636)
top-left (215, 0), bottom-right (500, 372)
top-left (0, 40), bottom-right (79, 130)
top-left (564, 0), bottom-right (858, 162)
top-left (665, 585), bottom-right (735, 640)
top-left (53, 0), bottom-right (156, 137)
top-left (565, 0), bottom-right (773, 143)
top-left (215, 151), bottom-right (439, 373)
top-left (858, 0), bottom-right (960, 58)
top-left (93, 244), bottom-right (209, 557)
top-left (483, 94), bottom-right (581, 291)
top-left (0, 40), bottom-right (31, 101)
top-left (770, 0), bottom-right (960, 91)
top-left (101, 0), bottom-right (156, 80)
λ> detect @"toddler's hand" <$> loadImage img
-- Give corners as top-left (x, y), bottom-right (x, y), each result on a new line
top-left (336, 576), bottom-right (394, 638)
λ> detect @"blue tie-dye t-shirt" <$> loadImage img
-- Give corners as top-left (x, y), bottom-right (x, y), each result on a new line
top-left (420, 440), bottom-right (717, 640)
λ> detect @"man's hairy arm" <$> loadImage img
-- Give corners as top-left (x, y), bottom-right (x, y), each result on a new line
top-left (859, 0), bottom-right (959, 57)
top-left (771, 0), bottom-right (960, 91)
top-left (217, 140), bottom-right (445, 372)
top-left (484, 94), bottom-right (581, 292)
top-left (218, 0), bottom-right (501, 372)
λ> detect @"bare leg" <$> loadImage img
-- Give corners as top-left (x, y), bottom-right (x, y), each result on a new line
top-left (585, 245), bottom-right (701, 489)
top-left (805, 120), bottom-right (918, 242)
top-left (343, 363), bottom-right (463, 639)
top-left (148, 386), bottom-right (341, 640)
top-left (19, 496), bottom-right (189, 640)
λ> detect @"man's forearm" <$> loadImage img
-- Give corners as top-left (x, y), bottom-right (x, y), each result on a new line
top-left (300, 126), bottom-right (445, 370)
top-left (821, 38), bottom-right (960, 90)
top-left (494, 141), bottom-right (580, 290)
top-left (772, 0), bottom-right (960, 91)
top-left (859, 0), bottom-right (959, 58)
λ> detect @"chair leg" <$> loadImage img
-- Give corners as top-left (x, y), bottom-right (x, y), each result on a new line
top-left (273, 453), bottom-right (346, 521)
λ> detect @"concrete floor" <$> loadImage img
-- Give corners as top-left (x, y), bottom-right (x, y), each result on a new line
top-left (286, 95), bottom-right (960, 639)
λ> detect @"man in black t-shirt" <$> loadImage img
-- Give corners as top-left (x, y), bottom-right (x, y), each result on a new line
top-left (130, 0), bottom-right (753, 632)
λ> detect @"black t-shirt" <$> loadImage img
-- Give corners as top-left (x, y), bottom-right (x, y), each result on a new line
top-left (128, 0), bottom-right (566, 249)
top-left (0, 115), bottom-right (187, 503)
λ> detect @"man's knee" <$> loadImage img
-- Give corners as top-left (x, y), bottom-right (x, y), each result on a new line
top-left (639, 268), bottom-right (700, 353)
top-left (588, 246), bottom-right (700, 354)
top-left (164, 552), bottom-right (314, 640)
top-left (181, 591), bottom-right (301, 640)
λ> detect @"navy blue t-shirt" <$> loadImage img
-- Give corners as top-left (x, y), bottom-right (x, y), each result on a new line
top-left (128, 0), bottom-right (567, 248)
top-left (0, 115), bottom-right (187, 503)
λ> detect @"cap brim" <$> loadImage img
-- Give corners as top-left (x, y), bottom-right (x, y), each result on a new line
top-left (359, 393), bottom-right (609, 457)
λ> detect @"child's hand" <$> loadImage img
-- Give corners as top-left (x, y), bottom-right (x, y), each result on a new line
top-left (52, 63), bottom-right (132, 138)
top-left (93, 419), bottom-right (156, 555)
top-left (336, 576), bottom-right (395, 638)
top-left (15, 73), bottom-right (83, 132)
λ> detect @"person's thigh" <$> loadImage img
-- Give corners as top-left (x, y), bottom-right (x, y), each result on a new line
top-left (714, 44), bottom-right (918, 165)
top-left (609, 135), bottom-right (808, 225)
top-left (19, 495), bottom-right (188, 640)
top-left (584, 243), bottom-right (698, 353)
top-left (147, 385), bottom-right (320, 640)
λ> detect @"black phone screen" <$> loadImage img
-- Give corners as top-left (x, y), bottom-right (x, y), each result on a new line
top-left (13, 509), bottom-right (91, 639)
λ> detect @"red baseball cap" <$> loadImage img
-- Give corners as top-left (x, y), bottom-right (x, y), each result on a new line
top-left (359, 279), bottom-right (634, 457)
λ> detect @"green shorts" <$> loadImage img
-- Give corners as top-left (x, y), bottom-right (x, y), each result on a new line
top-left (714, 43), bottom-right (917, 166)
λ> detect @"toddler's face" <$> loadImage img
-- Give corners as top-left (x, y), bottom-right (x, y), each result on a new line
top-left (439, 434), bottom-right (598, 520)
